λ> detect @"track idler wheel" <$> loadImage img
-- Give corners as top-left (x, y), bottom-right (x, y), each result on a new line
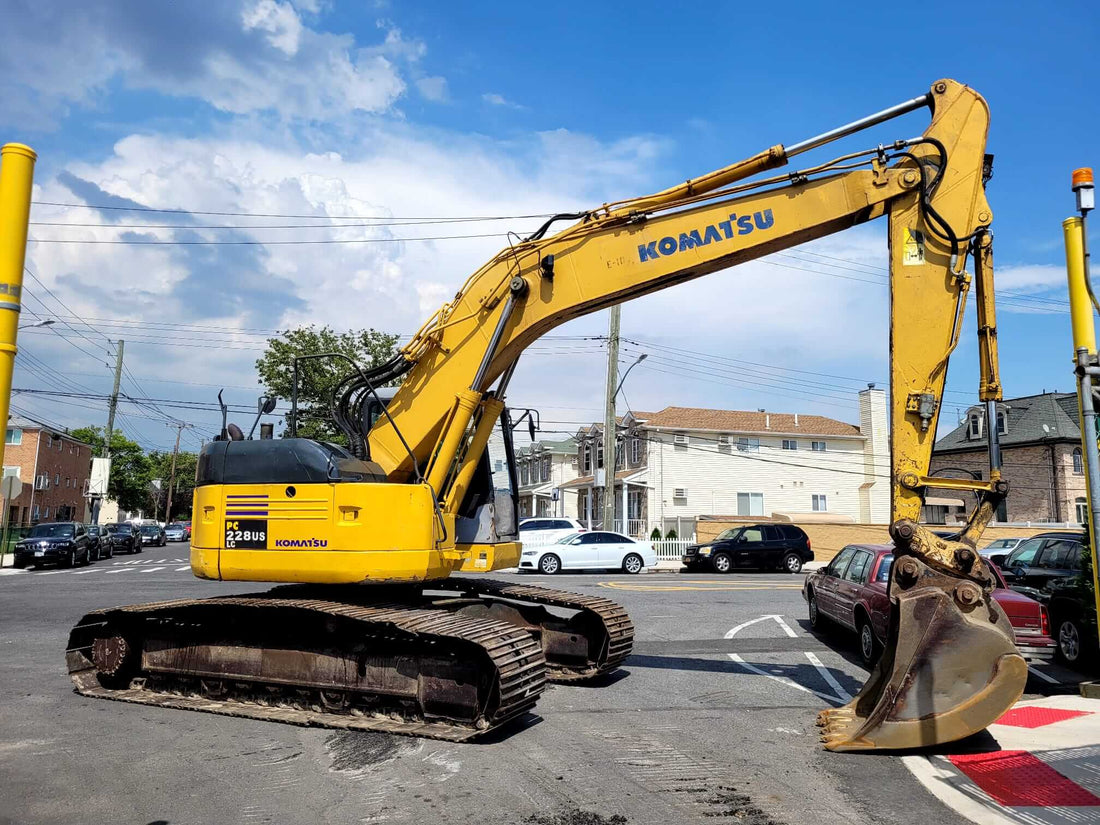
top-left (818, 549), bottom-right (1026, 752)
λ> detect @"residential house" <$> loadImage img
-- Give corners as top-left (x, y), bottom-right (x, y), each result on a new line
top-left (929, 392), bottom-right (1087, 524)
top-left (515, 438), bottom-right (579, 519)
top-left (560, 386), bottom-right (889, 536)
top-left (2, 417), bottom-right (93, 525)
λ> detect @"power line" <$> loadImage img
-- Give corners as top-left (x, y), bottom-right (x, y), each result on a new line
top-left (31, 200), bottom-right (557, 221)
top-left (30, 231), bottom-right (510, 246)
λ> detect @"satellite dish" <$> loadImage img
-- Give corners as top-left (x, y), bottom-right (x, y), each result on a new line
top-left (1042, 424), bottom-right (1051, 433)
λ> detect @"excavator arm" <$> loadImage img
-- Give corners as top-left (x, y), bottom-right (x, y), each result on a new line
top-left (354, 78), bottom-right (1025, 750)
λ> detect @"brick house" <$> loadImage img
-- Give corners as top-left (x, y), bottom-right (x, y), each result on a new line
top-left (559, 387), bottom-right (889, 536)
top-left (2, 417), bottom-right (94, 525)
top-left (929, 392), bottom-right (1087, 525)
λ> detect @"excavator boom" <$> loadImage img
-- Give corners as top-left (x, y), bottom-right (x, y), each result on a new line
top-left (67, 78), bottom-right (1025, 751)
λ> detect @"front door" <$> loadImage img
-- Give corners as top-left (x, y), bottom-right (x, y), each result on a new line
top-left (816, 546), bottom-right (857, 620)
top-left (832, 549), bottom-right (872, 631)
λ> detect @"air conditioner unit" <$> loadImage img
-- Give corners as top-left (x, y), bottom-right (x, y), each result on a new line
top-left (673, 433), bottom-right (688, 445)
top-left (717, 434), bottom-right (731, 445)
top-left (34, 475), bottom-right (47, 490)
top-left (673, 487), bottom-right (688, 499)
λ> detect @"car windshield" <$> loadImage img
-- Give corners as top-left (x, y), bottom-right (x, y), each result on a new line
top-left (984, 539), bottom-right (1015, 549)
top-left (140, 525), bottom-right (159, 535)
top-left (715, 528), bottom-right (742, 541)
top-left (875, 555), bottom-right (893, 582)
top-left (1004, 538), bottom-right (1043, 567)
top-left (555, 532), bottom-right (581, 544)
top-left (29, 524), bottom-right (74, 538)
top-left (168, 523), bottom-right (184, 529)
top-left (105, 524), bottom-right (130, 533)
top-left (87, 526), bottom-right (101, 535)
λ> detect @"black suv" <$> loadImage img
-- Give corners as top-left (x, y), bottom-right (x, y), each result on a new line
top-left (13, 522), bottom-right (92, 569)
top-left (683, 524), bottom-right (813, 574)
top-left (102, 522), bottom-right (142, 555)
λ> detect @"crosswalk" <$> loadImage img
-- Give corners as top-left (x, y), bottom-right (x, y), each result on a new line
top-left (3, 558), bottom-right (193, 577)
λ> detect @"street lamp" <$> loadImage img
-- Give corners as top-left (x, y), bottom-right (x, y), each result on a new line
top-left (18, 319), bottom-right (53, 330)
top-left (614, 353), bottom-right (647, 398)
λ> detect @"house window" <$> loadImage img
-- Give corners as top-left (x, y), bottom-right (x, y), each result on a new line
top-left (1077, 497), bottom-right (1088, 524)
top-left (540, 456), bottom-right (551, 482)
top-left (32, 504), bottom-right (39, 521)
top-left (54, 472), bottom-right (60, 487)
top-left (782, 439), bottom-right (797, 450)
top-left (630, 436), bottom-right (642, 465)
top-left (582, 442), bottom-right (592, 473)
top-left (736, 492), bottom-right (764, 516)
top-left (596, 441), bottom-right (604, 469)
top-left (520, 463), bottom-right (529, 486)
top-left (627, 489), bottom-right (644, 521)
top-left (812, 494), bottom-right (828, 512)
top-left (811, 441), bottom-right (827, 452)
top-left (736, 437), bottom-right (759, 453)
top-left (493, 459), bottom-right (503, 473)
top-left (1074, 448), bottom-right (1084, 475)
top-left (615, 442), bottom-right (623, 471)
top-left (967, 413), bottom-right (983, 440)
top-left (56, 438), bottom-right (62, 452)
top-left (43, 507), bottom-right (49, 519)
top-left (5, 428), bottom-right (21, 445)
top-left (45, 435), bottom-right (52, 448)
top-left (996, 411), bottom-right (1006, 435)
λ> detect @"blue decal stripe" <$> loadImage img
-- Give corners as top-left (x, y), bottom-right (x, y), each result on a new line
top-left (227, 494), bottom-right (269, 499)
top-left (226, 511), bottom-right (268, 516)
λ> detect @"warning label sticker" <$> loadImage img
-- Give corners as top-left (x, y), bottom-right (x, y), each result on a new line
top-left (903, 228), bottom-right (926, 266)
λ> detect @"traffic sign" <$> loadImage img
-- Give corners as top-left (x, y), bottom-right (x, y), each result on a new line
top-left (0, 475), bottom-right (22, 501)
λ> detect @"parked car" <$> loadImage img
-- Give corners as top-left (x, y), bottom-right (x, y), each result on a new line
top-left (140, 523), bottom-right (167, 547)
top-left (83, 523), bottom-right (108, 561)
top-left (12, 522), bottom-right (92, 569)
top-left (103, 522), bottom-right (141, 554)
top-left (682, 524), bottom-right (813, 574)
top-left (999, 532), bottom-right (1085, 599)
top-left (980, 537), bottom-right (1025, 559)
top-left (519, 517), bottom-right (586, 546)
top-left (1044, 580), bottom-right (1097, 667)
top-left (803, 544), bottom-right (1056, 666)
top-left (180, 521), bottom-right (192, 539)
top-left (165, 523), bottom-right (188, 542)
top-left (519, 530), bottom-right (656, 574)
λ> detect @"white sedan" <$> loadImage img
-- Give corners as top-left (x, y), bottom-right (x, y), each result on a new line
top-left (519, 531), bottom-right (656, 574)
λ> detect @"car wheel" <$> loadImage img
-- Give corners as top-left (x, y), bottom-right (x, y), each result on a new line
top-left (711, 553), bottom-right (732, 574)
top-left (857, 617), bottom-right (880, 666)
top-left (65, 550), bottom-right (75, 568)
top-left (622, 553), bottom-right (644, 575)
top-left (782, 553), bottom-right (803, 574)
top-left (13, 558), bottom-right (26, 569)
top-left (808, 590), bottom-right (825, 630)
top-left (538, 554), bottom-right (561, 575)
top-left (1057, 618), bottom-right (1086, 665)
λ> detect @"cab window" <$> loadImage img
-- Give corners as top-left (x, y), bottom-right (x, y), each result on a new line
top-left (764, 526), bottom-right (783, 541)
top-left (875, 554), bottom-right (893, 582)
top-left (740, 527), bottom-right (764, 543)
top-left (1004, 538), bottom-right (1043, 568)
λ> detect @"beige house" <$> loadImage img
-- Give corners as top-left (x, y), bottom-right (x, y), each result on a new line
top-left (515, 438), bottom-right (580, 519)
top-left (560, 387), bottom-right (889, 536)
top-left (929, 392), bottom-right (1087, 525)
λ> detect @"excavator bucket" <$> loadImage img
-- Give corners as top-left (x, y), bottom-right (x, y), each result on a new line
top-left (818, 545), bottom-right (1027, 752)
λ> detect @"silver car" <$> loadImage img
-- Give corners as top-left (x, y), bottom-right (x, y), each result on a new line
top-left (980, 537), bottom-right (1024, 559)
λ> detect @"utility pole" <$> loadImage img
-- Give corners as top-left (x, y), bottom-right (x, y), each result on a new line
top-left (602, 306), bottom-right (621, 531)
top-left (105, 340), bottom-right (124, 458)
top-left (163, 421), bottom-right (193, 525)
top-left (91, 339), bottom-right (124, 524)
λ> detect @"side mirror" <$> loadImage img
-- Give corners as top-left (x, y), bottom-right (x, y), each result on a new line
top-left (990, 554), bottom-right (1006, 567)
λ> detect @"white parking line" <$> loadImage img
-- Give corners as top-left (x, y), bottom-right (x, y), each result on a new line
top-left (140, 567), bottom-right (165, 573)
top-left (1028, 665), bottom-right (1060, 685)
top-left (175, 566), bottom-right (191, 572)
top-left (805, 651), bottom-right (853, 702)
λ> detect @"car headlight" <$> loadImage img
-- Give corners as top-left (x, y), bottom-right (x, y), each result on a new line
top-left (521, 550), bottom-right (537, 557)
top-left (698, 546), bottom-right (712, 556)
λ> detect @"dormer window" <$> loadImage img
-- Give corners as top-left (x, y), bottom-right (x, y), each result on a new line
top-left (996, 410), bottom-right (1006, 435)
top-left (967, 412), bottom-right (983, 440)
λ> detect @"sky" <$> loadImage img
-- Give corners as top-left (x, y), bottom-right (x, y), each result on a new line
top-left (1, 0), bottom-right (1097, 454)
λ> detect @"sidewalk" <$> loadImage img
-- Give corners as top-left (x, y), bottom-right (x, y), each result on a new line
top-left (902, 694), bottom-right (1100, 825)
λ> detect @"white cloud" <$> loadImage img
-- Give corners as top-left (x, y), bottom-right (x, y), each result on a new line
top-left (482, 92), bottom-right (524, 110)
top-left (415, 76), bottom-right (449, 103)
top-left (0, 2), bottom-right (414, 125)
top-left (241, 0), bottom-right (304, 56)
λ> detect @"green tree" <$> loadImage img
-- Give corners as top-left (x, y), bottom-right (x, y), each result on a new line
top-left (145, 450), bottom-right (199, 522)
top-left (70, 426), bottom-right (151, 513)
top-left (255, 325), bottom-right (399, 443)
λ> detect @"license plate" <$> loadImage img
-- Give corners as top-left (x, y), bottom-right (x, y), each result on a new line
top-left (34, 551), bottom-right (44, 557)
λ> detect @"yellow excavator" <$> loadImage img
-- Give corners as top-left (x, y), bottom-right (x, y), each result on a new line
top-left (67, 78), bottom-right (1026, 752)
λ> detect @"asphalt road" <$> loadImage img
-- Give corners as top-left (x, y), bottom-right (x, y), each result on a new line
top-left (0, 543), bottom-right (1083, 825)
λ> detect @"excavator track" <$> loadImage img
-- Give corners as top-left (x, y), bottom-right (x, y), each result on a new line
top-left (66, 593), bottom-right (546, 742)
top-left (427, 578), bottom-right (635, 682)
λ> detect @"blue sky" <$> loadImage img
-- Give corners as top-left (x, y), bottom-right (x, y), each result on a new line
top-left (1, 0), bottom-right (1096, 451)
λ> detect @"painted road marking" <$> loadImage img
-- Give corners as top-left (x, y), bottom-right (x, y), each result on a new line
top-left (1027, 666), bottom-right (1060, 685)
top-left (140, 567), bottom-right (166, 573)
top-left (724, 615), bottom-right (848, 705)
top-left (175, 565), bottom-right (191, 571)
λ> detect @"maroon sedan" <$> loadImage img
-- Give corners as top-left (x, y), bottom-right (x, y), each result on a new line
top-left (802, 544), bottom-right (1056, 666)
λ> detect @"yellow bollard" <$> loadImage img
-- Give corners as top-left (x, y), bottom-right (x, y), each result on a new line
top-left (0, 143), bottom-right (37, 472)
top-left (1064, 215), bottom-right (1095, 353)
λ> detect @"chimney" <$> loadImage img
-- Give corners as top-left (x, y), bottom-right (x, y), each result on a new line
top-left (765, 414), bottom-right (770, 430)
top-left (794, 413), bottom-right (799, 427)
